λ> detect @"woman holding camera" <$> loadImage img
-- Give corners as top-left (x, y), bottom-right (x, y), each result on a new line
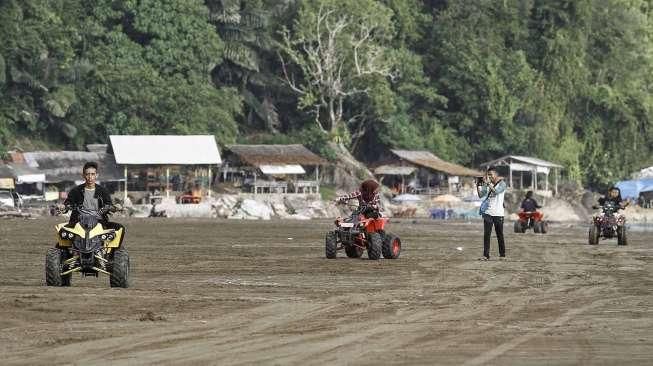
top-left (477, 166), bottom-right (507, 261)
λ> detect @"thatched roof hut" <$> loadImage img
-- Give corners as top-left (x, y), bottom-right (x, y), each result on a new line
top-left (226, 145), bottom-right (327, 166)
top-left (390, 150), bottom-right (481, 177)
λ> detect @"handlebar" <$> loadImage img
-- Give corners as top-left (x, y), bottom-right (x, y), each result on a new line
top-left (54, 204), bottom-right (122, 216)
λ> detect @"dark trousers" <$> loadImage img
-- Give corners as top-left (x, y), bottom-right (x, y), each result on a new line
top-left (483, 214), bottom-right (505, 258)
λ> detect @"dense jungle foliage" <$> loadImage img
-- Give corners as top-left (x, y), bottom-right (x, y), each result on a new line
top-left (1, 0), bottom-right (652, 188)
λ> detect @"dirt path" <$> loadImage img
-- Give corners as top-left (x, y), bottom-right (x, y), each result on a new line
top-left (0, 218), bottom-right (651, 365)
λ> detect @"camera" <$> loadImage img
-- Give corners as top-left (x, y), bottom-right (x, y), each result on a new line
top-left (475, 176), bottom-right (485, 186)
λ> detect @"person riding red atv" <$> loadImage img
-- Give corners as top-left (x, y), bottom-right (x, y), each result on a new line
top-left (326, 202), bottom-right (401, 259)
top-left (514, 191), bottom-right (548, 233)
top-left (514, 210), bottom-right (548, 233)
top-left (326, 180), bottom-right (401, 260)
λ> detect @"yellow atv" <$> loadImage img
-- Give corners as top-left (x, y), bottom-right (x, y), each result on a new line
top-left (46, 204), bottom-right (129, 288)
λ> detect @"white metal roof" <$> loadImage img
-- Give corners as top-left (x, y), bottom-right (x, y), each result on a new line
top-left (259, 164), bottom-right (306, 175)
top-left (110, 135), bottom-right (221, 165)
top-left (481, 155), bottom-right (563, 169)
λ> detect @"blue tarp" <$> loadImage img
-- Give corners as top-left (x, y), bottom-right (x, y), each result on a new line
top-left (615, 179), bottom-right (653, 199)
top-left (641, 185), bottom-right (653, 193)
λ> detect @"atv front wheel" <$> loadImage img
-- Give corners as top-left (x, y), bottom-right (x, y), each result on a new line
top-left (382, 233), bottom-right (401, 259)
top-left (325, 231), bottom-right (338, 259)
top-left (110, 249), bottom-right (130, 288)
top-left (45, 248), bottom-right (64, 286)
top-left (345, 245), bottom-right (364, 258)
top-left (513, 221), bottom-right (522, 233)
top-left (617, 226), bottom-right (627, 246)
top-left (367, 233), bottom-right (382, 260)
top-left (589, 224), bottom-right (599, 245)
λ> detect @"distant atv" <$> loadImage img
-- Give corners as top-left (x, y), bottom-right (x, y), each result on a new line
top-left (589, 201), bottom-right (627, 245)
top-left (326, 203), bottom-right (401, 260)
top-left (514, 211), bottom-right (548, 234)
top-left (46, 204), bottom-right (129, 287)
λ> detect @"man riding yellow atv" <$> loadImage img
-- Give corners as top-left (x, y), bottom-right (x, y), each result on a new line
top-left (45, 161), bottom-right (129, 287)
top-left (48, 204), bottom-right (129, 287)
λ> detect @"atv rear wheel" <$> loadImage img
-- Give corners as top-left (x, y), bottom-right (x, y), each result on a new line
top-left (588, 224), bottom-right (599, 245)
top-left (367, 232), bottom-right (382, 260)
top-left (325, 231), bottom-right (338, 259)
top-left (110, 249), bottom-right (130, 288)
top-left (382, 233), bottom-right (401, 259)
top-left (345, 245), bottom-right (364, 258)
top-left (45, 248), bottom-right (64, 286)
top-left (617, 226), bottom-right (627, 246)
top-left (534, 221), bottom-right (541, 233)
top-left (539, 221), bottom-right (548, 234)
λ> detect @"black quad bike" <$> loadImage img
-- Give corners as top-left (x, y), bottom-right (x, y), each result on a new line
top-left (326, 203), bottom-right (401, 260)
top-left (588, 201), bottom-right (627, 246)
top-left (46, 204), bottom-right (129, 287)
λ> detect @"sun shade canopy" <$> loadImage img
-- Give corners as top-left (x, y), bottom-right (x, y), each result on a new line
top-left (110, 135), bottom-right (221, 165)
top-left (259, 164), bottom-right (306, 175)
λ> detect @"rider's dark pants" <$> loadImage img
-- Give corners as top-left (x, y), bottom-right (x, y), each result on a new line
top-left (483, 214), bottom-right (505, 258)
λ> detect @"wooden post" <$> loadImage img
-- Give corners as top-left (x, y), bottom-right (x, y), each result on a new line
top-left (545, 171), bottom-right (549, 192)
top-left (509, 164), bottom-right (513, 189)
top-left (533, 169), bottom-right (538, 191)
top-left (123, 166), bottom-right (128, 202)
top-left (208, 165), bottom-right (212, 198)
top-left (555, 168), bottom-right (559, 196)
top-left (520, 171), bottom-right (523, 189)
top-left (315, 165), bottom-right (320, 193)
top-left (166, 167), bottom-right (170, 198)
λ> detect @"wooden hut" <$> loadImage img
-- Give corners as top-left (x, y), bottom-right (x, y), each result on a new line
top-left (223, 144), bottom-right (327, 194)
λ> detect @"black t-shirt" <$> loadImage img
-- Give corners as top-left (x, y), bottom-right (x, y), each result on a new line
top-left (521, 198), bottom-right (540, 212)
top-left (598, 196), bottom-right (624, 207)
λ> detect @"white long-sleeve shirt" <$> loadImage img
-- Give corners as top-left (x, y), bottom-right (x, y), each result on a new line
top-left (478, 180), bottom-right (507, 217)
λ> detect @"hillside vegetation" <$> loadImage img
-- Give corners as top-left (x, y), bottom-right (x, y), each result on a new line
top-left (1, 0), bottom-right (652, 189)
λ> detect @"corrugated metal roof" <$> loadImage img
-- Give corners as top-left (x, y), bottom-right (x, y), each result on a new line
top-left (481, 155), bottom-right (563, 169)
top-left (390, 150), bottom-right (482, 177)
top-left (374, 165), bottom-right (416, 176)
top-left (227, 144), bottom-right (327, 166)
top-left (21, 151), bottom-right (123, 183)
top-left (110, 135), bottom-right (221, 165)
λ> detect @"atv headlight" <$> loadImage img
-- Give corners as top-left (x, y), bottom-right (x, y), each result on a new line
top-left (67, 232), bottom-right (74, 239)
top-left (108, 233), bottom-right (115, 240)
top-left (60, 231), bottom-right (67, 239)
top-left (101, 234), bottom-right (107, 240)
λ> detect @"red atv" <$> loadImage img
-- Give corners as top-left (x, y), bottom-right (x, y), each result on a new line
top-left (326, 203), bottom-right (401, 260)
top-left (514, 210), bottom-right (548, 234)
